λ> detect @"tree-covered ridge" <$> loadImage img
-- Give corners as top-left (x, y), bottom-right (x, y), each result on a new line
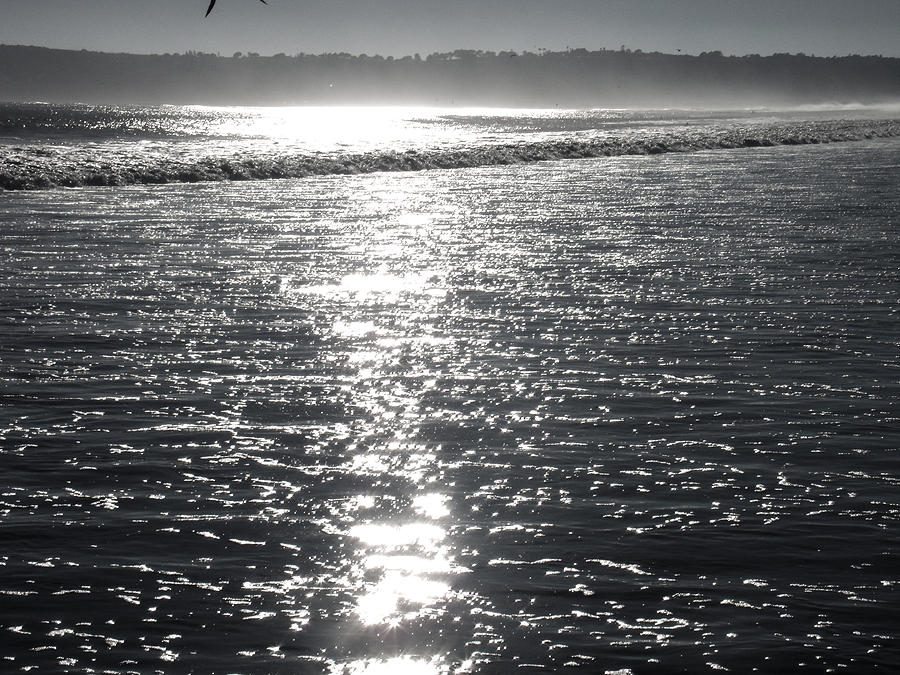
top-left (2, 44), bottom-right (898, 106)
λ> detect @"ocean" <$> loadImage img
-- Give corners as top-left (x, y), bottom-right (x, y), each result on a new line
top-left (1, 104), bottom-right (898, 674)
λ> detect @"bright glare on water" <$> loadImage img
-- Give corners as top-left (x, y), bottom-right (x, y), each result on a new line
top-left (0, 108), bottom-right (898, 674)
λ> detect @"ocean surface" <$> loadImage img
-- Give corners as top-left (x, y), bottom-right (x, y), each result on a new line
top-left (1, 104), bottom-right (899, 674)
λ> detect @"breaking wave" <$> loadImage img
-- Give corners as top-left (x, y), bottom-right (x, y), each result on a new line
top-left (2, 118), bottom-right (898, 191)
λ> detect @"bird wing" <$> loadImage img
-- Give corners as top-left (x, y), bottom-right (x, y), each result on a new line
top-left (206, 0), bottom-right (266, 15)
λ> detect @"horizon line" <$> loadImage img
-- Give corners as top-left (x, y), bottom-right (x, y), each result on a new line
top-left (3, 42), bottom-right (898, 62)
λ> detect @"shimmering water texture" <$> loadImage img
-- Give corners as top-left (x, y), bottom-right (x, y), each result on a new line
top-left (1, 117), bottom-right (899, 673)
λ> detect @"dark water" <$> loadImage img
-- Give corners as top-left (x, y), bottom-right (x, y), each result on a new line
top-left (1, 131), bottom-right (899, 673)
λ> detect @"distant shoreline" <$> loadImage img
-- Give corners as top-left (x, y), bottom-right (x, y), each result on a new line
top-left (2, 44), bottom-right (899, 107)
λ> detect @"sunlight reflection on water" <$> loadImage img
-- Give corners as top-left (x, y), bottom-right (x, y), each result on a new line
top-left (290, 270), bottom-right (447, 300)
top-left (1, 139), bottom-right (898, 673)
top-left (329, 654), bottom-right (472, 675)
top-left (281, 189), bottom-right (474, 670)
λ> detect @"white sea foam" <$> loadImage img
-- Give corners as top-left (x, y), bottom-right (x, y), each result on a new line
top-left (1, 104), bottom-right (897, 190)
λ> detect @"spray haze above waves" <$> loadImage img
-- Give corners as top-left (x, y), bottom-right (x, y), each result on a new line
top-left (3, 45), bottom-right (900, 108)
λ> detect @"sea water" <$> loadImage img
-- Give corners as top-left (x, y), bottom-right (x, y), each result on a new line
top-left (0, 105), bottom-right (899, 673)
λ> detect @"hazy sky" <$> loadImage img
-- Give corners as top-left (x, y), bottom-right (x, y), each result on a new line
top-left (2, 0), bottom-right (899, 58)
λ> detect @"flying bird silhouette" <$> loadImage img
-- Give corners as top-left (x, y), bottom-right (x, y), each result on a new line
top-left (205, 0), bottom-right (267, 17)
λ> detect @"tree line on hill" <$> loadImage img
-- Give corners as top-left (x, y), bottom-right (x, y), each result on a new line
top-left (1, 44), bottom-right (898, 107)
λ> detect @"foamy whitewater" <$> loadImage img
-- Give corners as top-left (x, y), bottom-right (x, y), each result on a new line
top-left (1, 104), bottom-right (899, 674)
top-left (1, 104), bottom-right (899, 190)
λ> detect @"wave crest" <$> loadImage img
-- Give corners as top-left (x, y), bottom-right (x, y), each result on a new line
top-left (1, 119), bottom-right (898, 191)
